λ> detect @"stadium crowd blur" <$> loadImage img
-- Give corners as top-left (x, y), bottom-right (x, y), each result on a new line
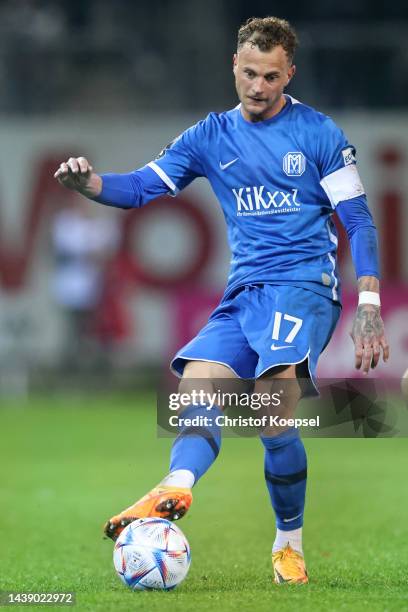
top-left (51, 197), bottom-right (120, 372)
top-left (0, 0), bottom-right (407, 114)
top-left (0, 0), bottom-right (407, 392)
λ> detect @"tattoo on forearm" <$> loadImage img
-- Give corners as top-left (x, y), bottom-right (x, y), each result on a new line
top-left (357, 276), bottom-right (380, 293)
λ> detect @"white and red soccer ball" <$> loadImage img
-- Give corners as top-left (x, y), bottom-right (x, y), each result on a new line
top-left (113, 517), bottom-right (191, 590)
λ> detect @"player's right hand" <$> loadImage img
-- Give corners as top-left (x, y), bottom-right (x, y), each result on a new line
top-left (54, 157), bottom-right (94, 191)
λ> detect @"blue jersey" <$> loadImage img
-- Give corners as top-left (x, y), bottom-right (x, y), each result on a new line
top-left (145, 96), bottom-right (366, 302)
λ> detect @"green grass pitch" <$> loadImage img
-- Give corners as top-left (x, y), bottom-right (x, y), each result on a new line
top-left (0, 394), bottom-right (407, 611)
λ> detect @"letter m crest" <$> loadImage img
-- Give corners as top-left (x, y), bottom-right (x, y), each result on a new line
top-left (283, 152), bottom-right (306, 176)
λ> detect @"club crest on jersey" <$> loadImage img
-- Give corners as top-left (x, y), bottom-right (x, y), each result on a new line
top-left (283, 152), bottom-right (306, 177)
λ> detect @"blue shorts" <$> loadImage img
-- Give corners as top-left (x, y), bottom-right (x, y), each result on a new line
top-left (171, 284), bottom-right (341, 395)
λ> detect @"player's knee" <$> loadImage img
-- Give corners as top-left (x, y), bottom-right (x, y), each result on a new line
top-left (253, 362), bottom-right (306, 428)
top-left (254, 364), bottom-right (299, 397)
top-left (178, 377), bottom-right (213, 399)
top-left (178, 360), bottom-right (238, 408)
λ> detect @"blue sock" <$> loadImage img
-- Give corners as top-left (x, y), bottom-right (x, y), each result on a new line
top-left (261, 428), bottom-right (307, 531)
top-left (169, 404), bottom-right (222, 484)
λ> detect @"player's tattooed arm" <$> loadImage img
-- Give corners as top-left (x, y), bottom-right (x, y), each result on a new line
top-left (54, 157), bottom-right (102, 199)
top-left (351, 276), bottom-right (389, 374)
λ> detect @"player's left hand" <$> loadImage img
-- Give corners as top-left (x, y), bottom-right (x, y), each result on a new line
top-left (350, 304), bottom-right (389, 374)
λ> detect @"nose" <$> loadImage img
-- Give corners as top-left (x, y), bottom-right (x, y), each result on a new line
top-left (251, 77), bottom-right (265, 95)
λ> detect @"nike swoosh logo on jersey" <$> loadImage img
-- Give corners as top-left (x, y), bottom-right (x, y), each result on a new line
top-left (270, 343), bottom-right (295, 351)
top-left (282, 512), bottom-right (303, 523)
top-left (219, 158), bottom-right (239, 170)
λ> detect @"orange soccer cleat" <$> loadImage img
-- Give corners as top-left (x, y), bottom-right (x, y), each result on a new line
top-left (104, 485), bottom-right (193, 541)
top-left (272, 543), bottom-right (309, 585)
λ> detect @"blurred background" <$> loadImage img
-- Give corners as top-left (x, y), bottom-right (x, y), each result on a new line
top-left (0, 0), bottom-right (407, 394)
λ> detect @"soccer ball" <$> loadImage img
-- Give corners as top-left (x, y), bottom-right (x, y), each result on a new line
top-left (113, 518), bottom-right (191, 590)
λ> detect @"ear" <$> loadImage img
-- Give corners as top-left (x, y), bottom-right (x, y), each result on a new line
top-left (286, 64), bottom-right (296, 85)
top-left (232, 53), bottom-right (238, 73)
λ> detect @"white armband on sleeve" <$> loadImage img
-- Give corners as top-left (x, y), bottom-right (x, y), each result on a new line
top-left (320, 165), bottom-right (365, 208)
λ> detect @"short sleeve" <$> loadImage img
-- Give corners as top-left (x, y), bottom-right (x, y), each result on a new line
top-left (316, 118), bottom-right (365, 209)
top-left (147, 121), bottom-right (206, 196)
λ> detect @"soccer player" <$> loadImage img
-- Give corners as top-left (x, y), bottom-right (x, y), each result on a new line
top-left (54, 17), bottom-right (389, 584)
